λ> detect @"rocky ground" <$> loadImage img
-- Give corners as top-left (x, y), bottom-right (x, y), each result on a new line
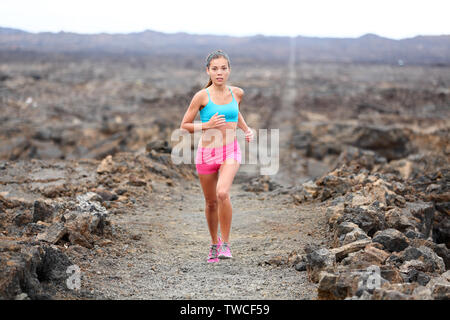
top-left (0, 150), bottom-right (328, 300)
top-left (0, 55), bottom-right (449, 300)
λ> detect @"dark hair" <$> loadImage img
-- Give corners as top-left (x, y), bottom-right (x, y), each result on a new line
top-left (204, 50), bottom-right (231, 88)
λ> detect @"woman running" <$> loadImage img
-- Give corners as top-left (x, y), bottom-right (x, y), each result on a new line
top-left (180, 50), bottom-right (254, 263)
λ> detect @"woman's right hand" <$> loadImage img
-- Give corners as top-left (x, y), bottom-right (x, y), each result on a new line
top-left (205, 112), bottom-right (226, 129)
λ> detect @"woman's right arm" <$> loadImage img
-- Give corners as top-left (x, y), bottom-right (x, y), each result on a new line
top-left (180, 91), bottom-right (206, 133)
top-left (180, 91), bottom-right (225, 133)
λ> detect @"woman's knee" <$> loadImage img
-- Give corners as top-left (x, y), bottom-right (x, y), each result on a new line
top-left (205, 198), bottom-right (218, 210)
top-left (216, 188), bottom-right (229, 202)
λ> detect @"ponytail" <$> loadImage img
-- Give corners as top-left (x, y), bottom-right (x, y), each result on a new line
top-left (204, 78), bottom-right (213, 88)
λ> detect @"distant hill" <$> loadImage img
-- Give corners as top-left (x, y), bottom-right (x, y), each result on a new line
top-left (0, 27), bottom-right (449, 65)
top-left (0, 27), bottom-right (28, 35)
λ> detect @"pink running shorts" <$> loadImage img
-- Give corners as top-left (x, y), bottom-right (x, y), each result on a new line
top-left (195, 138), bottom-right (241, 175)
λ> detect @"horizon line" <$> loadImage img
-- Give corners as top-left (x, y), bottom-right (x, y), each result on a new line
top-left (1, 25), bottom-right (449, 41)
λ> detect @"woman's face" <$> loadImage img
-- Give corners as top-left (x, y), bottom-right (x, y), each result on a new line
top-left (206, 57), bottom-right (230, 85)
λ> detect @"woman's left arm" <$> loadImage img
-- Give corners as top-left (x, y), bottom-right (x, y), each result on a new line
top-left (235, 87), bottom-right (254, 142)
top-left (237, 112), bottom-right (249, 133)
top-left (235, 87), bottom-right (249, 132)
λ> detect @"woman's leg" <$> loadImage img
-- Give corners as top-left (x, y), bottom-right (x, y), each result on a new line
top-left (217, 159), bottom-right (240, 243)
top-left (198, 171), bottom-right (220, 244)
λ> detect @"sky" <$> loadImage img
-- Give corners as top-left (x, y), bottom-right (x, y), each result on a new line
top-left (0, 0), bottom-right (449, 39)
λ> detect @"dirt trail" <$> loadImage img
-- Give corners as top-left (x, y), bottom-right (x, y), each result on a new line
top-left (264, 37), bottom-right (298, 187)
top-left (71, 178), bottom-right (328, 299)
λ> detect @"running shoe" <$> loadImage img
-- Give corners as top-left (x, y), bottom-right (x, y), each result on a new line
top-left (218, 242), bottom-right (232, 259)
top-left (207, 244), bottom-right (220, 263)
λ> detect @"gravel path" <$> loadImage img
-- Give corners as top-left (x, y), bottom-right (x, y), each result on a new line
top-left (69, 178), bottom-right (329, 300)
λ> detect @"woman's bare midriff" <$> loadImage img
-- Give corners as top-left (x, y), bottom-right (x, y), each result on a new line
top-left (199, 122), bottom-right (237, 148)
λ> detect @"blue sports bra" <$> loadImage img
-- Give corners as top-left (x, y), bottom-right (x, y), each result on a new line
top-left (200, 86), bottom-right (239, 123)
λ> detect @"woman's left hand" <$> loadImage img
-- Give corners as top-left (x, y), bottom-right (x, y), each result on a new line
top-left (245, 128), bottom-right (254, 142)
